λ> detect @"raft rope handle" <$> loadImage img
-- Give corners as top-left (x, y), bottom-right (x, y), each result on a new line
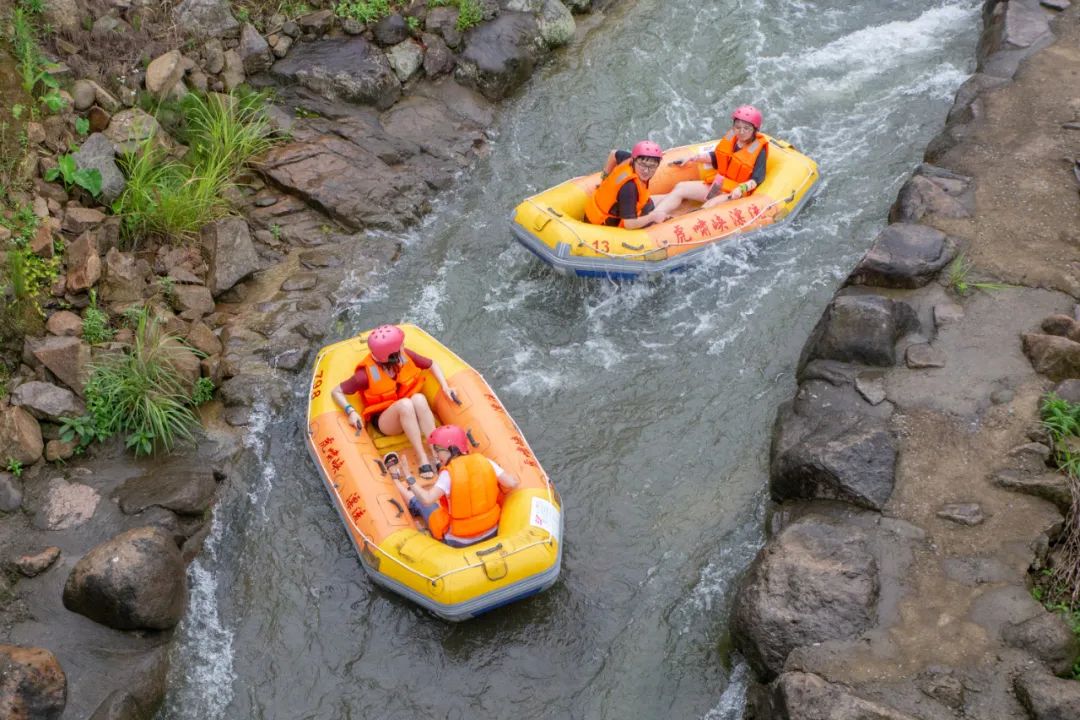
top-left (575, 146), bottom-right (818, 259)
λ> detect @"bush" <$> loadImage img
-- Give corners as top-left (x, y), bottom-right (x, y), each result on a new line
top-left (79, 308), bottom-right (202, 455)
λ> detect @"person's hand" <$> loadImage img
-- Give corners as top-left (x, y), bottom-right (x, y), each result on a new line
top-left (702, 194), bottom-right (729, 210)
top-left (445, 386), bottom-right (460, 404)
top-left (649, 209), bottom-right (669, 224)
top-left (670, 159), bottom-right (685, 167)
top-left (730, 186), bottom-right (744, 200)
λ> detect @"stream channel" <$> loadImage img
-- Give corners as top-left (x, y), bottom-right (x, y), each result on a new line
top-left (160, 1), bottom-right (982, 718)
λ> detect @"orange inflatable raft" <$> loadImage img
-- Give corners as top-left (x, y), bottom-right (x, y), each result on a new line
top-left (305, 325), bottom-right (563, 620)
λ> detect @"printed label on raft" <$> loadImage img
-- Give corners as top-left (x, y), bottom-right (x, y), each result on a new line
top-left (530, 498), bottom-right (560, 543)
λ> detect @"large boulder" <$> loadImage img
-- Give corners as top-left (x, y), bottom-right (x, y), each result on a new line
top-left (731, 514), bottom-right (880, 680)
top-left (455, 12), bottom-right (544, 100)
top-left (115, 467), bottom-right (217, 516)
top-left (889, 166), bottom-right (974, 223)
top-left (172, 0), bottom-right (240, 39)
top-left (538, 0), bottom-right (575, 47)
top-left (30, 335), bottom-right (91, 396)
top-left (751, 671), bottom-right (918, 720)
top-left (0, 645), bottom-right (66, 720)
top-left (270, 37), bottom-right (401, 109)
top-left (1014, 668), bottom-right (1080, 720)
top-left (10, 381), bottom-right (85, 422)
top-left (239, 23), bottom-right (272, 74)
top-left (71, 133), bottom-right (125, 203)
top-left (1003, 611), bottom-right (1080, 676)
top-left (847, 224), bottom-right (958, 289)
top-left (0, 406), bottom-right (44, 464)
top-left (63, 526), bottom-right (187, 631)
top-left (801, 294), bottom-right (917, 369)
top-left (201, 217), bottom-right (260, 297)
top-left (1023, 333), bottom-right (1080, 382)
top-left (145, 50), bottom-right (186, 97)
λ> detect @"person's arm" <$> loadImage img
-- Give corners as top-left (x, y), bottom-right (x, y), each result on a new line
top-left (331, 383), bottom-right (363, 432)
top-left (411, 470), bottom-right (448, 506)
top-left (601, 149), bottom-right (619, 177)
top-left (672, 150), bottom-right (712, 167)
top-left (729, 148), bottom-right (768, 200)
top-left (616, 183), bottom-right (666, 229)
top-left (428, 360), bottom-right (458, 403)
top-left (496, 469), bottom-right (519, 491)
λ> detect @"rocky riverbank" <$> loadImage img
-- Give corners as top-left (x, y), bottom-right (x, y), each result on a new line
top-left (729, 1), bottom-right (1080, 718)
top-left (0, 1), bottom-right (620, 717)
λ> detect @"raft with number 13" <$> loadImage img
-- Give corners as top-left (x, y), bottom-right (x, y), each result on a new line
top-left (306, 325), bottom-right (563, 621)
top-left (510, 134), bottom-right (820, 279)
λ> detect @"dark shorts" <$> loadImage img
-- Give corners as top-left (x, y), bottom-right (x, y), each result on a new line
top-left (368, 412), bottom-right (382, 429)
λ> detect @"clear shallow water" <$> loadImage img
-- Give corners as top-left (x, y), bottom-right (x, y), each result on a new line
top-left (161, 2), bottom-right (981, 718)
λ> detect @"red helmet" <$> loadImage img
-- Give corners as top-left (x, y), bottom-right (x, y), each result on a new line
top-left (731, 105), bottom-right (763, 130)
top-left (366, 324), bottom-right (404, 363)
top-left (429, 425), bottom-right (470, 455)
top-left (631, 140), bottom-right (663, 160)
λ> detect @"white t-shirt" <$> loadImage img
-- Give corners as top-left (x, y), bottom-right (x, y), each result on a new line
top-left (435, 457), bottom-right (504, 496)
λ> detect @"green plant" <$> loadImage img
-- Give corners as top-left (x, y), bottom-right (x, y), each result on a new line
top-left (44, 153), bottom-right (103, 197)
top-left (180, 90), bottom-right (276, 172)
top-left (406, 14), bottom-right (419, 30)
top-left (334, 0), bottom-right (393, 24)
top-left (945, 253), bottom-right (1012, 297)
top-left (156, 274), bottom-right (177, 303)
top-left (75, 117), bottom-right (90, 136)
top-left (11, 105), bottom-right (25, 120)
top-left (5, 458), bottom-right (23, 477)
top-left (81, 289), bottom-right (113, 344)
top-left (40, 88), bottom-right (66, 113)
top-left (81, 307), bottom-right (202, 455)
top-left (58, 413), bottom-right (109, 449)
top-left (192, 376), bottom-right (215, 405)
top-left (269, 223), bottom-right (282, 241)
top-left (455, 0), bottom-right (482, 30)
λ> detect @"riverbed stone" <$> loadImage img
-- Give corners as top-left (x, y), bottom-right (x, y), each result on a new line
top-left (104, 109), bottom-right (165, 156)
top-left (15, 546), bottom-right (61, 577)
top-left (115, 468), bottom-right (217, 516)
top-left (889, 170), bottom-right (974, 223)
top-left (63, 526), bottom-right (187, 630)
top-left (34, 477), bottom-right (99, 530)
top-left (1014, 668), bottom-right (1080, 719)
top-left (731, 514), bottom-right (879, 680)
top-left (426, 6), bottom-right (463, 48)
top-left (1040, 314), bottom-right (1079, 338)
top-left (0, 406), bottom-right (43, 465)
top-left (802, 295), bottom-right (916, 368)
top-left (65, 230), bottom-right (101, 293)
top-left (31, 335), bottom-right (91, 396)
top-left (46, 310), bottom-right (82, 337)
top-left (0, 644), bottom-right (67, 720)
top-left (173, 0), bottom-right (239, 38)
top-left (1003, 611), bottom-right (1080, 675)
top-left (848, 223), bottom-right (958, 289)
top-left (102, 248), bottom-right (148, 305)
top-left (72, 80), bottom-right (97, 111)
top-left (219, 371), bottom-right (291, 412)
top-left (906, 343), bottom-right (946, 369)
top-left (854, 373), bottom-right (887, 405)
top-left (44, 440), bottom-right (76, 463)
top-left (936, 502), bottom-right (984, 526)
top-left (1023, 333), bottom-right (1080, 380)
top-left (296, 8), bottom-right (334, 35)
top-left (1054, 378), bottom-right (1080, 403)
top-left (239, 23), bottom-right (273, 74)
top-left (271, 37), bottom-right (401, 109)
top-left (538, 0), bottom-right (575, 47)
top-left (456, 11), bottom-right (544, 100)
top-left (992, 470), bottom-right (1071, 513)
top-left (201, 217), bottom-right (260, 297)
top-left (386, 39), bottom-right (425, 83)
top-left (422, 33), bottom-right (456, 76)
top-left (88, 691), bottom-right (141, 720)
top-left (10, 381), bottom-right (85, 422)
top-left (752, 671), bottom-right (918, 720)
top-left (61, 206), bottom-right (106, 236)
top-left (281, 272), bottom-right (317, 291)
top-left (186, 321), bottom-right (223, 356)
top-left (373, 13), bottom-right (409, 46)
top-left (0, 471), bottom-right (22, 512)
top-left (145, 50), bottom-right (185, 97)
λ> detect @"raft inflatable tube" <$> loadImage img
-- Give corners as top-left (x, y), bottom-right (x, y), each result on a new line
top-left (511, 134), bottom-right (820, 279)
top-left (306, 325), bottom-right (562, 621)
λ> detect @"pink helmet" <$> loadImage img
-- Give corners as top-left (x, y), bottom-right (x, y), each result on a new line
top-left (631, 140), bottom-right (663, 160)
top-left (366, 324), bottom-right (405, 363)
top-left (429, 425), bottom-right (470, 455)
top-left (731, 105), bottom-right (763, 130)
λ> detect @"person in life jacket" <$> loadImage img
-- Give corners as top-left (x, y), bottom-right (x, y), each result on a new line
top-left (584, 140), bottom-right (670, 229)
top-left (331, 325), bottom-right (457, 479)
top-left (651, 105), bottom-right (768, 214)
top-left (388, 425), bottom-right (519, 548)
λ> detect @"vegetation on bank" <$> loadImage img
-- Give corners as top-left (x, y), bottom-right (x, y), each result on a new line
top-left (1035, 392), bottom-right (1080, 678)
top-left (333, 0), bottom-right (483, 32)
top-left (945, 253), bottom-right (1011, 297)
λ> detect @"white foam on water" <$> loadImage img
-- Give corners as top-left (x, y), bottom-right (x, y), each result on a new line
top-left (701, 658), bottom-right (752, 720)
top-left (243, 401), bottom-right (277, 522)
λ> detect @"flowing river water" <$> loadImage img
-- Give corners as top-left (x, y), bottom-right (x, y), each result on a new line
top-left (160, 2), bottom-right (982, 718)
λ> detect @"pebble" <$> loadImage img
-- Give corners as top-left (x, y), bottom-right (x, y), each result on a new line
top-left (254, 196), bottom-right (279, 207)
top-left (937, 503), bottom-right (985, 526)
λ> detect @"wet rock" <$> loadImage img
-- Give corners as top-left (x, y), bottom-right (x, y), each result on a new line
top-left (848, 223), bottom-right (957, 289)
top-left (15, 546), bottom-right (61, 577)
top-left (933, 302), bottom-right (964, 328)
top-left (63, 526), bottom-right (186, 630)
top-left (905, 343), bottom-right (946, 369)
top-left (281, 272), bottom-right (317, 291)
top-left (0, 406), bottom-right (43, 465)
top-left (771, 402), bottom-right (896, 510)
top-left (889, 169), bottom-right (974, 223)
top-left (456, 11), bottom-right (544, 100)
top-left (1004, 612), bottom-right (1080, 675)
top-left (918, 667), bottom-right (965, 709)
top-left (10, 381), bottom-right (85, 422)
top-left (186, 322), bottom-right (223, 356)
top-left (798, 359), bottom-right (861, 386)
top-left (299, 248), bottom-right (342, 268)
top-left (0, 471), bottom-right (22, 512)
top-left (102, 248), bottom-right (148, 305)
top-left (1022, 333), bottom-right (1080, 381)
top-left (1041, 0), bottom-right (1070, 9)
top-left (146, 50), bottom-right (186, 97)
top-left (33, 477), bottom-right (99, 530)
top-left (538, 0), bottom-right (575, 47)
top-left (220, 371), bottom-right (291, 412)
top-left (854, 374), bottom-right (887, 405)
top-left (240, 23), bottom-right (273, 74)
top-left (271, 37), bottom-right (401, 109)
top-left (802, 295), bottom-right (917, 368)
top-left (373, 13), bottom-right (409, 46)
top-left (1009, 441), bottom-right (1052, 471)
top-left (173, 0), bottom-right (239, 38)
top-left (992, 470), bottom-right (1071, 513)
top-left (936, 502), bottom-right (984, 526)
top-left (30, 335), bottom-right (91, 396)
top-left (753, 671), bottom-right (917, 720)
top-left (115, 468), bottom-right (216, 516)
top-left (387, 39), bottom-right (425, 83)
top-left (88, 691), bottom-right (141, 720)
top-left (61, 206), bottom-right (106, 235)
top-left (731, 514), bottom-right (879, 680)
top-left (46, 310), bottom-right (82, 337)
top-left (65, 230), bottom-right (101, 293)
top-left (72, 80), bottom-right (97, 111)
top-left (224, 406), bottom-right (251, 426)
top-left (422, 33), bottom-right (456, 76)
top-left (202, 217), bottom-right (259, 297)
top-left (1014, 668), bottom-right (1080, 720)
top-left (426, 6), bottom-right (463, 48)
top-left (0, 644), bottom-right (67, 720)
top-left (1040, 314), bottom-right (1077, 337)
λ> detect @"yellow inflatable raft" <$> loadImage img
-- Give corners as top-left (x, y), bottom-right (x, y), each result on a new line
top-left (511, 134), bottom-right (820, 278)
top-left (306, 325), bottom-right (562, 621)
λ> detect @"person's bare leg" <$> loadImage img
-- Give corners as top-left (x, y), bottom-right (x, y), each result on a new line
top-left (378, 400), bottom-right (432, 470)
top-left (410, 394), bottom-right (438, 461)
top-left (653, 181), bottom-right (712, 216)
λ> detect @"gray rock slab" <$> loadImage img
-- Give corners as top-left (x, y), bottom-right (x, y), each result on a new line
top-left (906, 343), bottom-right (947, 368)
top-left (849, 223), bottom-right (958, 289)
top-left (33, 477), bottom-right (100, 530)
top-left (936, 502), bottom-right (985, 526)
top-left (271, 36), bottom-right (401, 109)
top-left (1014, 668), bottom-right (1080, 720)
top-left (114, 468), bottom-right (217, 516)
top-left (72, 133), bottom-right (125, 203)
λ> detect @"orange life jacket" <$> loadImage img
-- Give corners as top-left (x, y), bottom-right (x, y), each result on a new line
top-left (585, 159), bottom-right (650, 227)
top-left (356, 352), bottom-right (425, 420)
top-left (702, 130), bottom-right (767, 194)
top-left (428, 454), bottom-right (502, 541)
